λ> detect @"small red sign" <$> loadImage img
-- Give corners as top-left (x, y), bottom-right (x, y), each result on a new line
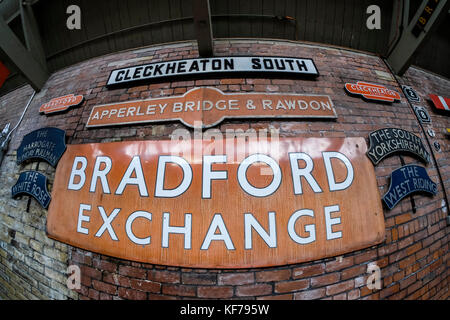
top-left (0, 61), bottom-right (10, 89)
top-left (39, 94), bottom-right (84, 114)
top-left (345, 81), bottom-right (401, 102)
top-left (429, 94), bottom-right (450, 113)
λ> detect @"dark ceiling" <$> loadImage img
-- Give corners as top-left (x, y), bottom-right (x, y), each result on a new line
top-left (0, 0), bottom-right (449, 96)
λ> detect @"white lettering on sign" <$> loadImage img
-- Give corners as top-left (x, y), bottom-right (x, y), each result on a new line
top-left (69, 150), bottom-right (354, 249)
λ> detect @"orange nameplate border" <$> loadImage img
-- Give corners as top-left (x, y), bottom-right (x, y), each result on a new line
top-left (86, 87), bottom-right (337, 129)
top-left (47, 137), bottom-right (385, 268)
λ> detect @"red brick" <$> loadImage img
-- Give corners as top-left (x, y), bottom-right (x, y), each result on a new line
top-left (80, 265), bottom-right (102, 280)
top-left (92, 280), bottom-right (117, 295)
top-left (218, 272), bottom-right (254, 285)
top-left (246, 78), bottom-right (271, 85)
top-left (88, 288), bottom-right (99, 300)
top-left (353, 249), bottom-right (378, 264)
top-left (326, 280), bottom-right (355, 296)
top-left (341, 265), bottom-right (366, 280)
top-left (332, 292), bottom-right (347, 300)
top-left (393, 270), bottom-right (405, 282)
top-left (405, 262), bottom-right (420, 276)
top-left (377, 257), bottom-right (389, 268)
top-left (127, 85), bottom-right (148, 93)
top-left (325, 257), bottom-right (354, 272)
top-left (311, 273), bottom-right (340, 287)
top-left (399, 274), bottom-right (417, 290)
top-left (149, 83), bottom-right (170, 90)
top-left (103, 273), bottom-right (131, 287)
top-left (118, 265), bottom-right (146, 279)
top-left (430, 259), bottom-right (442, 271)
top-left (415, 248), bottom-right (429, 260)
top-left (130, 279), bottom-right (161, 293)
top-left (236, 283), bottom-right (273, 296)
top-left (399, 255), bottom-right (416, 269)
top-left (378, 243), bottom-right (398, 257)
top-left (275, 279), bottom-right (309, 293)
top-left (389, 250), bottom-right (408, 264)
top-left (182, 273), bottom-right (216, 285)
top-left (293, 264), bottom-right (325, 279)
top-left (118, 287), bottom-right (147, 300)
top-left (348, 289), bottom-right (360, 300)
top-left (398, 236), bottom-right (414, 250)
top-left (391, 228), bottom-right (399, 241)
top-left (271, 79), bottom-right (295, 85)
top-left (395, 213), bottom-right (412, 225)
top-left (360, 285), bottom-right (377, 297)
top-left (147, 270), bottom-right (180, 284)
top-left (173, 87), bottom-right (187, 94)
top-left (255, 269), bottom-right (291, 282)
top-left (162, 284), bottom-right (196, 297)
top-left (380, 284), bottom-right (400, 299)
top-left (293, 288), bottom-right (326, 300)
top-left (80, 274), bottom-right (92, 287)
top-left (220, 78), bottom-right (245, 85)
top-left (257, 294), bottom-right (293, 300)
top-left (406, 242), bottom-right (422, 256)
top-left (71, 251), bottom-right (92, 265)
top-left (148, 294), bottom-right (180, 300)
top-left (197, 286), bottom-right (233, 299)
top-left (383, 275), bottom-right (393, 287)
top-left (389, 289), bottom-right (408, 300)
top-left (99, 292), bottom-right (112, 300)
top-left (92, 259), bottom-right (117, 273)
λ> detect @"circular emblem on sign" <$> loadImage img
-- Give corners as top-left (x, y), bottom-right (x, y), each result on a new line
top-left (402, 85), bottom-right (421, 103)
top-left (427, 128), bottom-right (435, 137)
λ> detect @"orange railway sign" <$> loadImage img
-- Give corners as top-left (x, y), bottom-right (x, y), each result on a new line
top-left (345, 81), bottom-right (401, 102)
top-left (86, 87), bottom-right (337, 129)
top-left (47, 137), bottom-right (385, 268)
top-left (39, 94), bottom-right (84, 114)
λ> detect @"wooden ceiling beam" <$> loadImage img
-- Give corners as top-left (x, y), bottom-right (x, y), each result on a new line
top-left (193, 0), bottom-right (214, 57)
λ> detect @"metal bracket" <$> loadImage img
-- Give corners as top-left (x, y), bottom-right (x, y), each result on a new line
top-left (386, 0), bottom-right (450, 75)
top-left (0, 0), bottom-right (48, 90)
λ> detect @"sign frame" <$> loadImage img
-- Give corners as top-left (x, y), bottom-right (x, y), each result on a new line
top-left (383, 164), bottom-right (437, 210)
top-left (86, 87), bottom-right (338, 129)
top-left (106, 56), bottom-right (320, 88)
top-left (11, 170), bottom-right (51, 209)
top-left (47, 137), bottom-right (385, 269)
top-left (344, 81), bottom-right (401, 103)
top-left (39, 94), bottom-right (84, 115)
top-left (16, 127), bottom-right (67, 167)
top-left (366, 127), bottom-right (431, 165)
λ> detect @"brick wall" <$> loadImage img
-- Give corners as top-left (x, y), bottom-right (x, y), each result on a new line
top-left (0, 39), bottom-right (448, 300)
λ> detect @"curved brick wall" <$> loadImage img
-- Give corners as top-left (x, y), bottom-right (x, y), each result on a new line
top-left (0, 39), bottom-right (448, 300)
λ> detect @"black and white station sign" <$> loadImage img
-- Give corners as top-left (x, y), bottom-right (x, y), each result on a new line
top-left (107, 56), bottom-right (319, 87)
